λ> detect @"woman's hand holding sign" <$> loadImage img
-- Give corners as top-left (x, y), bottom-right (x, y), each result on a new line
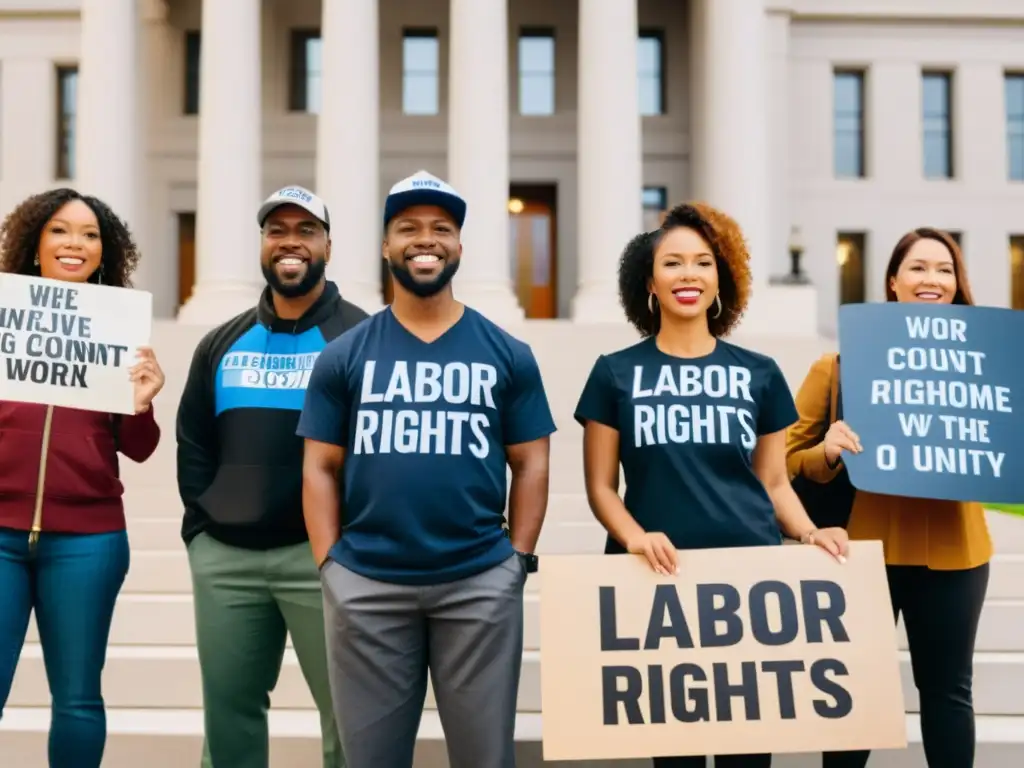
top-left (627, 531), bottom-right (680, 576)
top-left (130, 346), bottom-right (165, 414)
top-left (801, 526), bottom-right (850, 563)
top-left (823, 420), bottom-right (863, 468)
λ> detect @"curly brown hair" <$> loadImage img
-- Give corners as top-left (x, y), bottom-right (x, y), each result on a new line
top-left (0, 188), bottom-right (140, 288)
top-left (618, 201), bottom-right (752, 338)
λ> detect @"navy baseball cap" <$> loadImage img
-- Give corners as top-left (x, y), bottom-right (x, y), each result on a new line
top-left (383, 171), bottom-right (467, 229)
top-left (258, 186), bottom-right (331, 232)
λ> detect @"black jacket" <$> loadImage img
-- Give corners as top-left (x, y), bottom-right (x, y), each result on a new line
top-left (176, 280), bottom-right (369, 550)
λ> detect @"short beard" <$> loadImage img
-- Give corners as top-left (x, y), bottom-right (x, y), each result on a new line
top-left (388, 256), bottom-right (460, 298)
top-left (262, 258), bottom-right (326, 298)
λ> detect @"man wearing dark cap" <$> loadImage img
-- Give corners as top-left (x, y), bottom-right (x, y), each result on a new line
top-left (177, 185), bottom-right (367, 768)
top-left (298, 170), bottom-right (555, 767)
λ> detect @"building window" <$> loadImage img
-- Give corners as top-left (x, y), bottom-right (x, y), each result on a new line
top-left (403, 29), bottom-right (439, 115)
top-left (1011, 236), bottom-right (1024, 309)
top-left (56, 66), bottom-right (78, 179)
top-left (836, 232), bottom-right (867, 305)
top-left (289, 29), bottom-right (322, 114)
top-left (638, 31), bottom-right (664, 116)
top-left (642, 186), bottom-right (667, 231)
top-left (518, 29), bottom-right (555, 116)
top-left (184, 30), bottom-right (201, 115)
top-left (923, 71), bottom-right (953, 179)
top-left (1007, 74), bottom-right (1024, 181)
top-left (834, 70), bottom-right (865, 178)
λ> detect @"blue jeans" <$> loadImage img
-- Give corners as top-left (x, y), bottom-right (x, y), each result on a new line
top-left (0, 527), bottom-right (129, 768)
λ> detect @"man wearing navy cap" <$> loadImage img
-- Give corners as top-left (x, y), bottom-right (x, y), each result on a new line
top-left (177, 185), bottom-right (367, 768)
top-left (298, 170), bottom-right (555, 767)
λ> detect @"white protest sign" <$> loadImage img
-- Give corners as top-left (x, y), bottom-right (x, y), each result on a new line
top-left (0, 273), bottom-right (152, 415)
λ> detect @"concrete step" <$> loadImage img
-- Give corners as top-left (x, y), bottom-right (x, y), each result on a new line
top-left (117, 537), bottom-right (1024, 601)
top-left (0, 708), bottom-right (1021, 768)
top-left (119, 484), bottom-right (1024, 559)
top-left (120, 488), bottom-right (601, 527)
top-left (120, 433), bottom-right (596, 494)
top-left (20, 589), bottom-right (544, 649)
top-left (127, 530), bottom-right (1023, 589)
top-left (142, 320), bottom-right (834, 388)
top-left (23, 554), bottom-right (1024, 650)
top-left (120, 540), bottom-right (556, 593)
top-left (10, 637), bottom-right (1024, 716)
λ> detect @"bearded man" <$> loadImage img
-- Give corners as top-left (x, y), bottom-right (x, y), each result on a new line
top-left (176, 186), bottom-right (368, 768)
top-left (298, 171), bottom-right (555, 768)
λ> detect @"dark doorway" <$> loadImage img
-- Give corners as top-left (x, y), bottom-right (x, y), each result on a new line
top-left (177, 212), bottom-right (196, 312)
top-left (508, 183), bottom-right (558, 319)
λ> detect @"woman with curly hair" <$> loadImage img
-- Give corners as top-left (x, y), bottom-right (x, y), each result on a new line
top-left (788, 228), bottom-right (991, 768)
top-left (573, 202), bottom-right (849, 767)
top-left (0, 188), bottom-right (165, 768)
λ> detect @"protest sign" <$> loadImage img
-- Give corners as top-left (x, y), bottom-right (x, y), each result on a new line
top-left (538, 542), bottom-right (906, 761)
top-left (0, 273), bottom-right (152, 415)
top-left (838, 302), bottom-right (1023, 503)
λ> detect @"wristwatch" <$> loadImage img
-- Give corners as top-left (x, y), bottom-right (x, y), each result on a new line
top-left (515, 550), bottom-right (539, 574)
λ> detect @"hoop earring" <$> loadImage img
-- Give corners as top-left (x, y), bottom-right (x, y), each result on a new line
top-left (33, 254), bottom-right (39, 266)
top-left (711, 293), bottom-right (723, 320)
top-left (648, 293), bottom-right (658, 314)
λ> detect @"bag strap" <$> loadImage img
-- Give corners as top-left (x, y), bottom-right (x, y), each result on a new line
top-left (828, 354), bottom-right (841, 425)
top-left (815, 353), bottom-right (841, 446)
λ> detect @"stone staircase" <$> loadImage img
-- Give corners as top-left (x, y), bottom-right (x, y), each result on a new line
top-left (2, 319), bottom-right (1024, 767)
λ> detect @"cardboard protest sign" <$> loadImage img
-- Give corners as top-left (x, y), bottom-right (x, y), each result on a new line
top-left (838, 302), bottom-right (1023, 503)
top-left (539, 542), bottom-right (905, 761)
top-left (0, 274), bottom-right (152, 415)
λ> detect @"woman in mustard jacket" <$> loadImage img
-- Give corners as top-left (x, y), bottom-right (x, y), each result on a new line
top-left (787, 227), bottom-right (992, 768)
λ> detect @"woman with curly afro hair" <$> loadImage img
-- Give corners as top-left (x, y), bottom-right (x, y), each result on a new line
top-left (0, 188), bottom-right (165, 768)
top-left (788, 229), bottom-right (991, 768)
top-left (573, 202), bottom-right (850, 767)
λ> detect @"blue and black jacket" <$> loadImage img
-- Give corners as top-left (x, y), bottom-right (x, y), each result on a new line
top-left (176, 280), bottom-right (369, 550)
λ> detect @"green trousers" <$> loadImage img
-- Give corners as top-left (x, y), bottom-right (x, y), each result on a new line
top-left (187, 532), bottom-right (344, 768)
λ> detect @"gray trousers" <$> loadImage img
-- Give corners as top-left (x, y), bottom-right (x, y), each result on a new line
top-left (320, 553), bottom-right (527, 768)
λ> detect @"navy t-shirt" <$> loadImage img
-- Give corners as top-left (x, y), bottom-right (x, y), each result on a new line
top-left (296, 306), bottom-right (557, 585)
top-left (573, 337), bottom-right (798, 554)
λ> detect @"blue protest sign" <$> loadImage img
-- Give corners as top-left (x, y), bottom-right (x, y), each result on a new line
top-left (837, 302), bottom-right (1024, 504)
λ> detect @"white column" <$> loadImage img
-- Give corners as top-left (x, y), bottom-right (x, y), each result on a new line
top-left (318, 0), bottom-right (383, 314)
top-left (177, 0), bottom-right (263, 325)
top-left (765, 11), bottom-right (790, 281)
top-left (0, 60), bottom-right (56, 220)
top-left (75, 0), bottom-right (140, 233)
top-left (133, 0), bottom-right (172, 306)
top-left (691, 0), bottom-right (769, 282)
top-left (572, 0), bottom-right (643, 322)
top-left (447, 0), bottom-right (523, 322)
top-left (693, 0), bottom-right (817, 335)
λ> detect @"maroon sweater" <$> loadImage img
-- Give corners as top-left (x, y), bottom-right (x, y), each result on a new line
top-left (0, 402), bottom-right (160, 534)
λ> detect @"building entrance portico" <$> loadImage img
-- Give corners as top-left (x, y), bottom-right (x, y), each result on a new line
top-left (16, 0), bottom-right (813, 333)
